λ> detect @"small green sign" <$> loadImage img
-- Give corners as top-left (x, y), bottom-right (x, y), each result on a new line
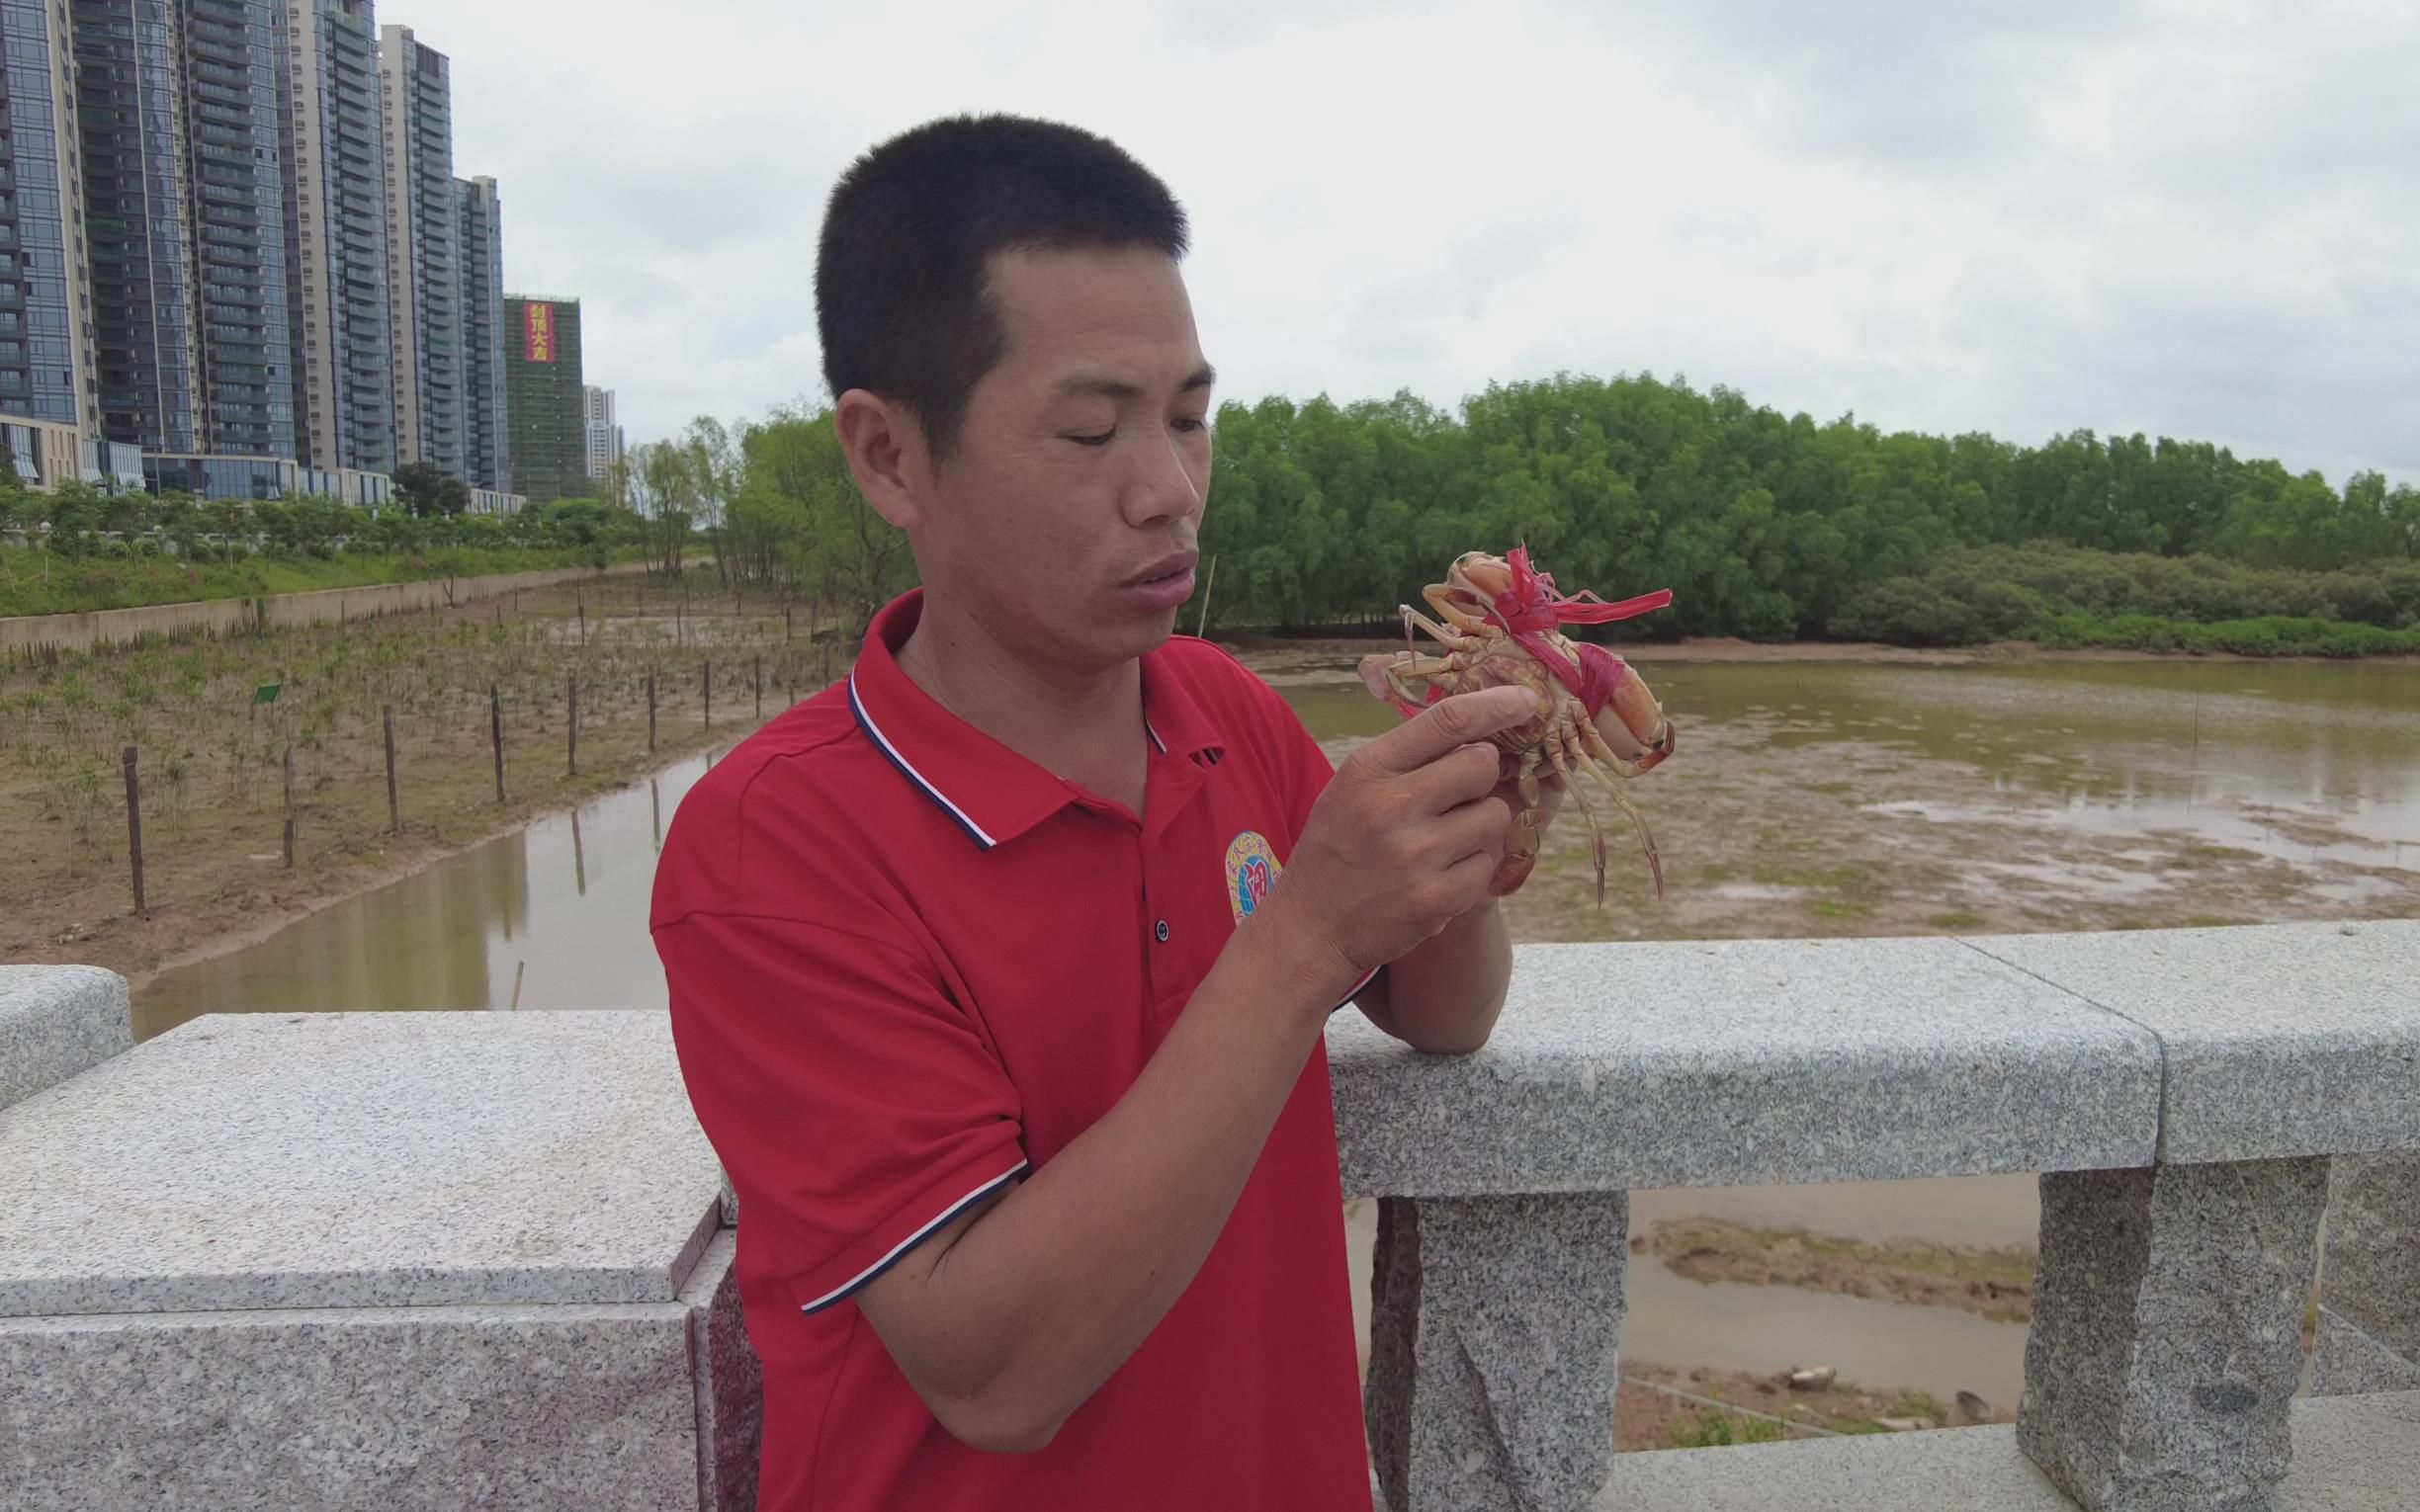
top-left (252, 683), bottom-right (281, 706)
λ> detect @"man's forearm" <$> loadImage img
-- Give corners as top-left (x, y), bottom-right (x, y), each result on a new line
top-left (1361, 898), bottom-right (1512, 1053)
top-left (856, 912), bottom-right (1353, 1452)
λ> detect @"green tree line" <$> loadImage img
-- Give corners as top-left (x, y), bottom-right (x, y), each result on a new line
top-left (665, 371), bottom-right (2415, 647)
top-left (0, 480), bottom-right (647, 566)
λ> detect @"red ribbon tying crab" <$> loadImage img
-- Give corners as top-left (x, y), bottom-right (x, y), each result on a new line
top-left (1485, 546), bottom-right (1673, 719)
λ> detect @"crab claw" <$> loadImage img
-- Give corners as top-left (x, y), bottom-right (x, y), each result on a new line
top-left (1486, 800), bottom-right (1545, 897)
top-left (1358, 654), bottom-right (1426, 720)
top-left (1593, 659), bottom-right (1676, 774)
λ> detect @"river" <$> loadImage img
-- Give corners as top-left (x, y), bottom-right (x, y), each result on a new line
top-left (130, 652), bottom-right (2418, 1422)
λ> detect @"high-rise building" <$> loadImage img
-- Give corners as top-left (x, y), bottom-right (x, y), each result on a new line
top-left (71, 0), bottom-right (296, 461)
top-left (0, 0), bottom-right (103, 433)
top-left (503, 293), bottom-right (582, 504)
top-left (455, 173), bottom-right (504, 493)
top-left (280, 0), bottom-right (394, 475)
top-left (70, 0), bottom-right (197, 455)
top-left (378, 23), bottom-right (459, 477)
top-left (581, 382), bottom-right (621, 484)
top-left (181, 0), bottom-right (296, 461)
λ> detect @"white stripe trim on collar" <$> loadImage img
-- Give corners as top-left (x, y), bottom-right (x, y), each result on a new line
top-left (849, 673), bottom-right (999, 849)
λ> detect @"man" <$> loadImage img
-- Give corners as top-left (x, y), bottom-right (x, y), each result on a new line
top-left (651, 113), bottom-right (1555, 1511)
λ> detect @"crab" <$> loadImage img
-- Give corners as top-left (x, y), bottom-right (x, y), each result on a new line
top-left (1358, 547), bottom-right (1676, 903)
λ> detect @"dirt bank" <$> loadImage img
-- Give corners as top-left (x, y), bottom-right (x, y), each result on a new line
top-left (1634, 1217), bottom-right (2035, 1324)
top-left (1613, 1361), bottom-right (2003, 1451)
top-left (2, 576), bottom-right (829, 992)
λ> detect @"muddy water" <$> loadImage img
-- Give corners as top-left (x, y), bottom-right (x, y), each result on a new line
top-left (132, 755), bottom-right (711, 1041)
top-left (131, 655), bottom-right (2416, 1407)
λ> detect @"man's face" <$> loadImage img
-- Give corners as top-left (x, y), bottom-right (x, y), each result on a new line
top-left (911, 244), bottom-right (1214, 673)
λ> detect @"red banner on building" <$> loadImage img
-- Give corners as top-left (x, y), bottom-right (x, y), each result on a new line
top-left (525, 302), bottom-right (556, 363)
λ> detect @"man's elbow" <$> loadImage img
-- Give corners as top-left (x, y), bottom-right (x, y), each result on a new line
top-left (1399, 1022), bottom-right (1495, 1056)
top-left (930, 1388), bottom-right (1070, 1456)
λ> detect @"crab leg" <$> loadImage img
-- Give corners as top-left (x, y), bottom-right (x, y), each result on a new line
top-left (1360, 646), bottom-right (1479, 718)
top-left (1420, 585), bottom-right (1499, 638)
top-left (1541, 729), bottom-right (1610, 903)
top-left (1562, 723), bottom-right (1666, 899)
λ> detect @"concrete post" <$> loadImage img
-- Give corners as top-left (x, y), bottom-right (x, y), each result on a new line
top-left (1365, 1192), bottom-right (1626, 1512)
top-left (2313, 1153), bottom-right (2420, 1396)
top-left (2019, 1158), bottom-right (2329, 1512)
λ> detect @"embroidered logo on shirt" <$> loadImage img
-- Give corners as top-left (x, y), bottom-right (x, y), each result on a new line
top-left (1225, 830), bottom-right (1282, 923)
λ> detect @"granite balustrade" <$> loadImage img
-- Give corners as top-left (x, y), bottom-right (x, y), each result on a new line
top-left (3, 919), bottom-right (2416, 1510)
top-left (1335, 921), bottom-right (2420, 1512)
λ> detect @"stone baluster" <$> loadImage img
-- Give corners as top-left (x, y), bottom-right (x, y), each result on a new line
top-left (2313, 1153), bottom-right (2420, 1395)
top-left (2018, 1157), bottom-right (2330, 1512)
top-left (1364, 1192), bottom-right (1628, 1512)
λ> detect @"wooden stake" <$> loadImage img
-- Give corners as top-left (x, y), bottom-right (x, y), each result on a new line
top-left (509, 960), bottom-right (525, 1011)
top-left (704, 659), bottom-right (712, 727)
top-left (383, 704), bottom-right (398, 834)
top-left (567, 676), bottom-right (579, 776)
top-left (577, 592), bottom-right (586, 644)
top-left (785, 603), bottom-right (793, 641)
top-left (282, 744), bottom-right (296, 869)
top-left (122, 745), bottom-right (145, 913)
top-left (490, 685), bottom-right (505, 802)
top-left (648, 669), bottom-right (657, 751)
top-left (753, 653), bottom-right (762, 719)
top-left (1195, 553), bottom-right (1219, 638)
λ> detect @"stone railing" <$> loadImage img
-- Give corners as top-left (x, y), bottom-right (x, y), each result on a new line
top-left (1332, 920), bottom-right (2420, 1511)
top-left (5, 922), bottom-right (2414, 1509)
top-left (0, 970), bottom-right (754, 1512)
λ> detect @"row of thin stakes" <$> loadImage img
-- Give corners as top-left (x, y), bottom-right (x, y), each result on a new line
top-left (112, 651), bottom-right (789, 914)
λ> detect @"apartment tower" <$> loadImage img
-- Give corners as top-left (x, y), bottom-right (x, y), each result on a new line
top-left (280, 0), bottom-right (393, 474)
top-left (377, 22), bottom-right (458, 476)
top-left (454, 172), bottom-right (503, 493)
top-left (503, 292), bottom-right (580, 504)
top-left (0, 0), bottom-right (102, 432)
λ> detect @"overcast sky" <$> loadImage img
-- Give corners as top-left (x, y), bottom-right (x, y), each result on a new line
top-left (400, 0), bottom-right (2415, 485)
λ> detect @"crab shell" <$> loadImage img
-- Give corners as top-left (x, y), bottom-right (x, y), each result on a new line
top-left (1433, 551), bottom-right (1675, 771)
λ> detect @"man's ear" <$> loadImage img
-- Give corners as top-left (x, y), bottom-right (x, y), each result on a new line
top-left (833, 389), bottom-right (926, 532)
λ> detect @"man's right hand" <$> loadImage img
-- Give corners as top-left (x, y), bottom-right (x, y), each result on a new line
top-left (1259, 684), bottom-right (1544, 992)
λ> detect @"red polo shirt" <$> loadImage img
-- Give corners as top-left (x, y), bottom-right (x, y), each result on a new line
top-left (650, 589), bottom-right (1377, 1512)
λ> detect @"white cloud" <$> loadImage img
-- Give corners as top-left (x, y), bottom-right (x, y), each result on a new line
top-left (397, 0), bottom-right (2418, 482)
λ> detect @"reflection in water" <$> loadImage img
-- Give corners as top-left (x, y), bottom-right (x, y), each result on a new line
top-left (133, 754), bottom-right (715, 1042)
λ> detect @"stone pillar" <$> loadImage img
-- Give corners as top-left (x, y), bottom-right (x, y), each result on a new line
top-left (2019, 1158), bottom-right (2328, 1512)
top-left (0, 966), bottom-right (130, 1112)
top-left (2313, 1153), bottom-right (2420, 1396)
top-left (1364, 1192), bottom-right (1626, 1512)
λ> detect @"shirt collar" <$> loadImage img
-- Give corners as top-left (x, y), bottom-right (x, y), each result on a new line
top-left (848, 589), bottom-right (1228, 851)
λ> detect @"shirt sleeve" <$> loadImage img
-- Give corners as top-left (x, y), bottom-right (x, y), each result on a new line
top-left (653, 908), bottom-right (1029, 1314)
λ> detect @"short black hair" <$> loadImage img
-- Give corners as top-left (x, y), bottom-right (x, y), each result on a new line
top-left (816, 114), bottom-right (1190, 461)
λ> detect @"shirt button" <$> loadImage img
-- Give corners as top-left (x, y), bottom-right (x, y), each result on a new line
top-left (1155, 920), bottom-right (1170, 943)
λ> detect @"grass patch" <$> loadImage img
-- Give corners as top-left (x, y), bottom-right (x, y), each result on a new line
top-left (1814, 899), bottom-right (1870, 918)
top-left (1929, 910), bottom-right (1985, 929)
top-left (1668, 1406), bottom-right (1790, 1449)
top-left (0, 545), bottom-right (647, 618)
